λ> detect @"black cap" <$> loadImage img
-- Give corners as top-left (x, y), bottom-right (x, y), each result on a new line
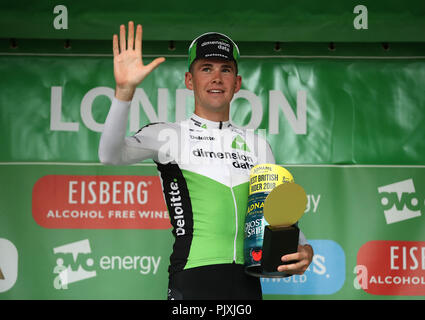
top-left (188, 32), bottom-right (240, 70)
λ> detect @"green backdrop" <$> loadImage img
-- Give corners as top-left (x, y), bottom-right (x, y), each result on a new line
top-left (0, 0), bottom-right (424, 300)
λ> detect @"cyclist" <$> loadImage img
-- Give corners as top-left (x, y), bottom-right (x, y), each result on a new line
top-left (99, 21), bottom-right (313, 299)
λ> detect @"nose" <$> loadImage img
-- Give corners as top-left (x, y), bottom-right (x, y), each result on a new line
top-left (211, 69), bottom-right (223, 84)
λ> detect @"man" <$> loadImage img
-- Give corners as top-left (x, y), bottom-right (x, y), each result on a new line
top-left (99, 21), bottom-right (313, 299)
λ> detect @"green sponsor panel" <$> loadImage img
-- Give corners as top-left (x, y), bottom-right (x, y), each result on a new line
top-left (0, 55), bottom-right (424, 164)
top-left (1, 164), bottom-right (423, 299)
top-left (261, 165), bottom-right (425, 300)
top-left (0, 164), bottom-right (173, 299)
top-left (1, 0), bottom-right (425, 42)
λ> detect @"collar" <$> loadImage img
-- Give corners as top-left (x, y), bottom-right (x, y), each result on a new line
top-left (189, 113), bottom-right (232, 130)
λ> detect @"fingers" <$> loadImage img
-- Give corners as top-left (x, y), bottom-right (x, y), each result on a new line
top-left (135, 24), bottom-right (142, 58)
top-left (277, 257), bottom-right (309, 274)
top-left (281, 252), bottom-right (301, 262)
top-left (120, 24), bottom-right (127, 52)
top-left (277, 249), bottom-right (309, 274)
top-left (112, 34), bottom-right (119, 57)
top-left (116, 22), bottom-right (140, 55)
top-left (145, 57), bottom-right (166, 73)
top-left (127, 21), bottom-right (134, 50)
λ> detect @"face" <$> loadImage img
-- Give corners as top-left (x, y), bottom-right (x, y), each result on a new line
top-left (185, 59), bottom-right (242, 117)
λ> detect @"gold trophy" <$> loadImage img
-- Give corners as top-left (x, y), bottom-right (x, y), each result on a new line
top-left (262, 182), bottom-right (307, 273)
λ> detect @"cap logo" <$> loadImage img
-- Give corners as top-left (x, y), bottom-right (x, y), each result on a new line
top-left (188, 32), bottom-right (239, 70)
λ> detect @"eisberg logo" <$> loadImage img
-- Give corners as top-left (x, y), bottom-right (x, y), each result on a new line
top-left (261, 240), bottom-right (345, 295)
top-left (33, 175), bottom-right (171, 229)
top-left (356, 240), bottom-right (425, 296)
top-left (378, 179), bottom-right (422, 224)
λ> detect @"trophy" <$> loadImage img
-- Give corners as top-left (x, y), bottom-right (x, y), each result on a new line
top-left (244, 164), bottom-right (307, 277)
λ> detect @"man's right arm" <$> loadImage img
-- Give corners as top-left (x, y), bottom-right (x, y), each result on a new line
top-left (98, 21), bottom-right (165, 165)
top-left (98, 97), bottom-right (152, 165)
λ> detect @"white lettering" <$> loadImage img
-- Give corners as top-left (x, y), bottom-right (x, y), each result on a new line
top-left (353, 5), bottom-right (368, 30)
top-left (68, 181), bottom-right (78, 204)
top-left (390, 246), bottom-right (399, 270)
top-left (50, 87), bottom-right (79, 131)
top-left (130, 88), bottom-right (168, 132)
top-left (353, 265), bottom-right (368, 290)
top-left (53, 5), bottom-right (68, 30)
top-left (50, 87), bottom-right (308, 135)
top-left (230, 90), bottom-right (263, 129)
top-left (81, 87), bottom-right (114, 132)
top-left (269, 90), bottom-right (307, 134)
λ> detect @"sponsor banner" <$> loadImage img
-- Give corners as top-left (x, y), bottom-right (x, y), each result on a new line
top-left (1, 155), bottom-right (425, 299)
top-left (32, 175), bottom-right (171, 229)
top-left (261, 240), bottom-right (345, 295)
top-left (357, 240), bottom-right (425, 296)
top-left (0, 56), bottom-right (424, 165)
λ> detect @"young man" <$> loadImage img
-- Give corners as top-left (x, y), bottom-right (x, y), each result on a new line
top-left (99, 21), bottom-right (313, 300)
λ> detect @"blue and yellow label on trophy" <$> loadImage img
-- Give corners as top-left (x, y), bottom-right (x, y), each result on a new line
top-left (244, 164), bottom-right (294, 277)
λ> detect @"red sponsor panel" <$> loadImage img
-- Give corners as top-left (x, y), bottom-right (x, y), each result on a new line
top-left (32, 175), bottom-right (171, 229)
top-left (357, 240), bottom-right (425, 296)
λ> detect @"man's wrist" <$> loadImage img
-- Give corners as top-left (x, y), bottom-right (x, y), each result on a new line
top-left (115, 86), bottom-right (136, 102)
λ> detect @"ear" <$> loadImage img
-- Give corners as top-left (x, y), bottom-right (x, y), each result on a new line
top-left (185, 72), bottom-right (193, 90)
top-left (234, 75), bottom-right (242, 93)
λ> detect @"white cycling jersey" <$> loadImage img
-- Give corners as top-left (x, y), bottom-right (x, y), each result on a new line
top-left (99, 97), bottom-right (307, 274)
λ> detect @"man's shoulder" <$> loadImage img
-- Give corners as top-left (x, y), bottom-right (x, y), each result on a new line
top-left (230, 124), bottom-right (268, 142)
top-left (135, 121), bottom-right (180, 135)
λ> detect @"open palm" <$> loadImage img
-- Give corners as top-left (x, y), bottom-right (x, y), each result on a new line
top-left (113, 21), bottom-right (165, 91)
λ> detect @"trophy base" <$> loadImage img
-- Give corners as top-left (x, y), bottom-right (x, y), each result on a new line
top-left (261, 224), bottom-right (299, 273)
top-left (245, 264), bottom-right (292, 278)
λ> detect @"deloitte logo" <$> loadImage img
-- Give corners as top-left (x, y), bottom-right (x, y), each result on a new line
top-left (378, 179), bottom-right (423, 224)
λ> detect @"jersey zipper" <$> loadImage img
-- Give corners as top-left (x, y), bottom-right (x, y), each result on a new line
top-left (225, 128), bottom-right (238, 263)
top-left (230, 186), bottom-right (238, 263)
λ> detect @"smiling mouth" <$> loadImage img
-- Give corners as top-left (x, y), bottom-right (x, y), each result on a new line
top-left (207, 89), bottom-right (225, 94)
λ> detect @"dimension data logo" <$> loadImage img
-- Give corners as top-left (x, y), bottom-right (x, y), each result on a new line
top-left (378, 179), bottom-right (422, 224)
top-left (232, 135), bottom-right (250, 152)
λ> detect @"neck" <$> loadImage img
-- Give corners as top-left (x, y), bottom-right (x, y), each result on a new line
top-left (194, 105), bottom-right (230, 122)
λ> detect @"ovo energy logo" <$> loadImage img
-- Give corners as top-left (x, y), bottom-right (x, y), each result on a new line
top-left (53, 239), bottom-right (162, 290)
top-left (378, 178), bottom-right (422, 224)
top-left (53, 239), bottom-right (97, 289)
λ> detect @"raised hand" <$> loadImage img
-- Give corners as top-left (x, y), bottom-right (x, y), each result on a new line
top-left (113, 21), bottom-right (165, 101)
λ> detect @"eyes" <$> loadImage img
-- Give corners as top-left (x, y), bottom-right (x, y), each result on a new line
top-left (200, 66), bottom-right (232, 73)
